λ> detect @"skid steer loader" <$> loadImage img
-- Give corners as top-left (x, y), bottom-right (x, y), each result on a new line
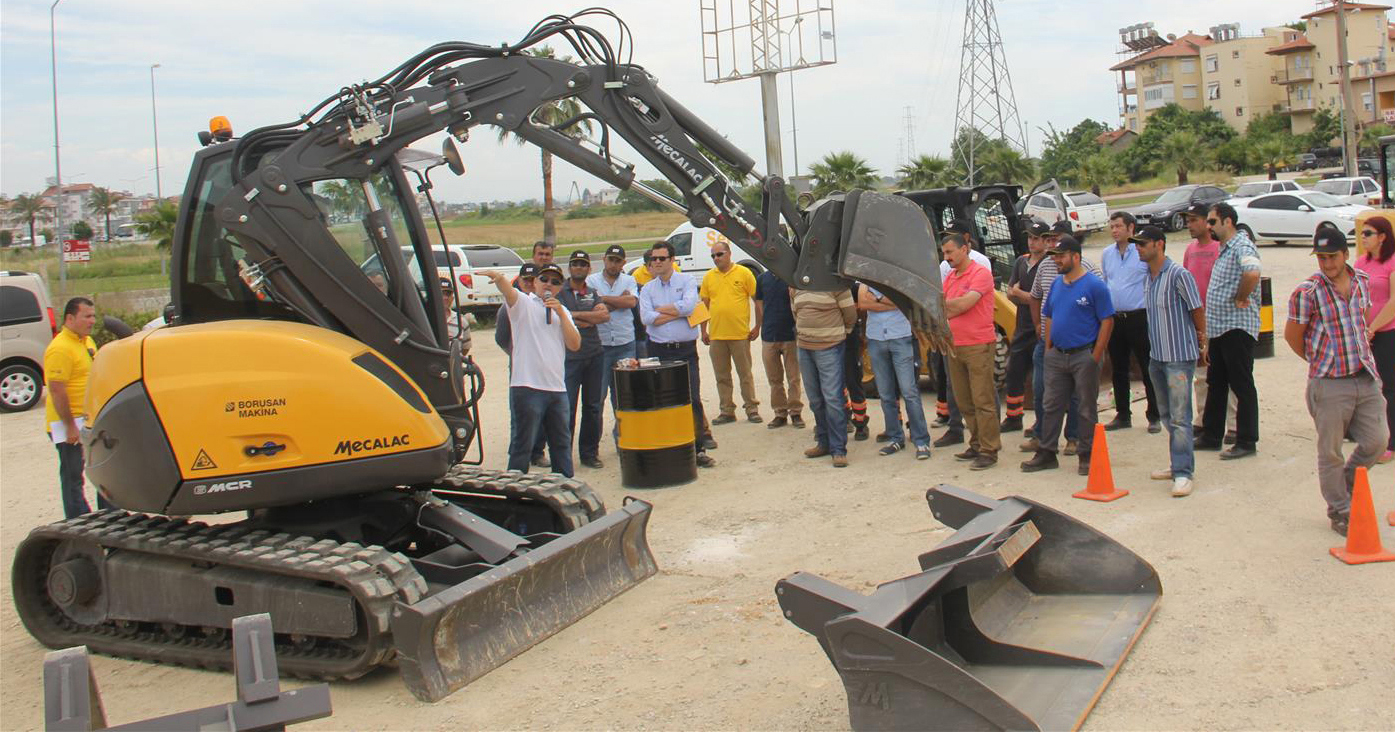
top-left (778, 485), bottom-right (1161, 731)
top-left (14, 9), bottom-right (954, 703)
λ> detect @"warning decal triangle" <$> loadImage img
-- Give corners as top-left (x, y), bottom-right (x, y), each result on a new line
top-left (191, 449), bottom-right (218, 471)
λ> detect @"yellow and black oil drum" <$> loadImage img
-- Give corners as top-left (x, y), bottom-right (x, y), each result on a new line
top-left (615, 361), bottom-right (697, 488)
top-left (1256, 276), bottom-right (1274, 358)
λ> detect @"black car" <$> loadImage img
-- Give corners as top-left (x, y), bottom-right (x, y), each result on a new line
top-left (1296, 153), bottom-right (1319, 171)
top-left (1128, 184), bottom-right (1230, 232)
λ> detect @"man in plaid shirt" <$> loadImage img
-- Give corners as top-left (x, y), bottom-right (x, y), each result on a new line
top-left (1198, 202), bottom-right (1262, 460)
top-left (1285, 229), bottom-right (1389, 537)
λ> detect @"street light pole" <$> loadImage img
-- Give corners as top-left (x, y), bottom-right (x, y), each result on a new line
top-left (50, 0), bottom-right (64, 291)
top-left (150, 64), bottom-right (162, 199)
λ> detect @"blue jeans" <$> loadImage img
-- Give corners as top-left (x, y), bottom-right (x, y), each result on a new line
top-left (867, 336), bottom-right (931, 447)
top-left (601, 342), bottom-right (636, 441)
top-left (799, 343), bottom-right (849, 456)
top-left (1034, 340), bottom-right (1079, 441)
top-left (56, 443), bottom-right (110, 518)
top-left (565, 354), bottom-right (605, 461)
top-left (1149, 359), bottom-right (1195, 479)
top-left (508, 387), bottom-right (574, 477)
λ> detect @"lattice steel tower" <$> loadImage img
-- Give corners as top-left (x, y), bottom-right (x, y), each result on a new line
top-left (952, 0), bottom-right (1027, 184)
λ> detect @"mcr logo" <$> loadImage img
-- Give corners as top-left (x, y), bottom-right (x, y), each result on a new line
top-left (848, 680), bottom-right (891, 711)
top-left (863, 226), bottom-right (887, 253)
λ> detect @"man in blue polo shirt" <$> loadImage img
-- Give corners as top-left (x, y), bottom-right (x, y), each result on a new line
top-left (1022, 235), bottom-right (1116, 475)
top-left (1135, 225), bottom-right (1205, 497)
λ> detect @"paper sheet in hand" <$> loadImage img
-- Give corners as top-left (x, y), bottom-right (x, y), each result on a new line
top-left (49, 417), bottom-right (85, 444)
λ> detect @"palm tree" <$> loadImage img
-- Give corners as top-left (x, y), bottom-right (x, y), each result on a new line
top-left (1156, 130), bottom-right (1213, 185)
top-left (496, 46), bottom-right (592, 245)
top-left (977, 145), bottom-right (1035, 186)
top-left (809, 151), bottom-right (879, 198)
top-left (135, 201), bottom-right (179, 274)
top-left (7, 194), bottom-right (50, 245)
top-left (87, 187), bottom-right (125, 241)
top-left (1249, 136), bottom-right (1292, 180)
top-left (897, 154), bottom-right (960, 189)
top-left (1359, 123), bottom-right (1395, 153)
top-left (317, 180), bottom-right (361, 218)
top-left (1075, 151), bottom-right (1124, 196)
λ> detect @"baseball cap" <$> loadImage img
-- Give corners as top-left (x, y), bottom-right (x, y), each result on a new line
top-left (1184, 202), bottom-right (1209, 219)
top-left (1026, 218), bottom-right (1052, 237)
top-left (568, 250), bottom-right (591, 265)
top-left (604, 244), bottom-right (626, 260)
top-left (1129, 225), bottom-right (1167, 245)
top-left (1051, 235), bottom-right (1082, 253)
top-left (1312, 227), bottom-right (1349, 254)
top-left (1049, 219), bottom-right (1073, 236)
top-left (945, 217), bottom-right (977, 236)
top-left (537, 263), bottom-right (564, 278)
top-left (518, 262), bottom-right (539, 279)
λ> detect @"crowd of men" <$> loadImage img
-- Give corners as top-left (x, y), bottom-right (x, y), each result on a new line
top-left (38, 202), bottom-right (1392, 538)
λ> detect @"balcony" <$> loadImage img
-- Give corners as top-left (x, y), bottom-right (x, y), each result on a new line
top-left (1286, 98), bottom-right (1316, 113)
top-left (1273, 67), bottom-right (1314, 84)
top-left (1140, 71), bottom-right (1174, 86)
top-left (1118, 79), bottom-right (1136, 94)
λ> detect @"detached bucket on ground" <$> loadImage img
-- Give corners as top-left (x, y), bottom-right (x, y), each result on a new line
top-left (777, 484), bottom-right (1161, 731)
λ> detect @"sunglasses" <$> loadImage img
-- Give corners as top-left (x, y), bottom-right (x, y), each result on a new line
top-left (712, 251), bottom-right (728, 258)
top-left (650, 255), bottom-right (671, 262)
top-left (1361, 229), bottom-right (1378, 237)
top-left (538, 275), bottom-right (563, 285)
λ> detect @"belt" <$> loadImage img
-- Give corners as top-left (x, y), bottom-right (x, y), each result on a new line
top-left (1115, 308), bottom-right (1145, 319)
top-left (649, 340), bottom-right (694, 349)
top-left (1054, 342), bottom-right (1095, 355)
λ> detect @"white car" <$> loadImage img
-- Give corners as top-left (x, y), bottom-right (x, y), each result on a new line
top-left (623, 222), bottom-right (760, 279)
top-left (1234, 190), bottom-right (1371, 245)
top-left (411, 244), bottom-right (524, 312)
top-left (1232, 180), bottom-right (1303, 199)
top-left (1311, 177), bottom-right (1383, 207)
top-left (1022, 183), bottom-right (1108, 238)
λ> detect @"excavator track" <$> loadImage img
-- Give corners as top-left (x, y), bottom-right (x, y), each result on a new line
top-left (12, 469), bottom-right (604, 682)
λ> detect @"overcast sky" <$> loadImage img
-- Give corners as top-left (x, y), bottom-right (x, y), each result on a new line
top-left (1, 0), bottom-right (1311, 204)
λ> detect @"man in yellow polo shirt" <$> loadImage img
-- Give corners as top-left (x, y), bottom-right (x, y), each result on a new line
top-left (44, 296), bottom-right (107, 518)
top-left (700, 241), bottom-right (762, 423)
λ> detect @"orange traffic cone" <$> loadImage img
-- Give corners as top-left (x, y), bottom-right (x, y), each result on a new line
top-left (1331, 467), bottom-right (1395, 565)
top-left (1073, 422), bottom-right (1128, 502)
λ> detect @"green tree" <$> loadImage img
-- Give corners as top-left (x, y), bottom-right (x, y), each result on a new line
top-left (72, 220), bottom-right (94, 241)
top-left (135, 200), bottom-right (179, 275)
top-left (1215, 136), bottom-right (1254, 174)
top-left (896, 154), bottom-right (960, 189)
top-left (1305, 107), bottom-right (1342, 150)
top-left (7, 193), bottom-right (50, 245)
top-left (1156, 130), bottom-right (1214, 185)
top-left (496, 46), bottom-right (592, 246)
top-left (1249, 135), bottom-right (1294, 179)
top-left (1038, 119), bottom-right (1109, 185)
top-left (977, 145), bottom-right (1036, 185)
top-left (87, 187), bottom-right (125, 241)
top-left (1244, 111), bottom-right (1292, 141)
top-left (316, 180), bottom-right (361, 218)
top-left (1119, 104), bottom-right (1234, 180)
top-left (1075, 151), bottom-right (1125, 195)
top-left (1360, 123), bottom-right (1395, 152)
top-left (617, 178), bottom-right (682, 213)
top-left (809, 151), bottom-right (878, 197)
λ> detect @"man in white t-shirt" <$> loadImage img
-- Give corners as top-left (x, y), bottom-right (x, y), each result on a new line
top-left (485, 264), bottom-right (582, 476)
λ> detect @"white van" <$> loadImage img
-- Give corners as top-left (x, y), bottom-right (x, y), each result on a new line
top-left (624, 222), bottom-right (758, 277)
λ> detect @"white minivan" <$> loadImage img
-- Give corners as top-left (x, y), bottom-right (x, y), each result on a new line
top-left (624, 222), bottom-right (760, 278)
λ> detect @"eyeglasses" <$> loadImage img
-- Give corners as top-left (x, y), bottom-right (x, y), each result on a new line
top-left (712, 252), bottom-right (728, 258)
top-left (650, 255), bottom-right (671, 262)
top-left (538, 276), bottom-right (563, 285)
top-left (1361, 229), bottom-right (1378, 237)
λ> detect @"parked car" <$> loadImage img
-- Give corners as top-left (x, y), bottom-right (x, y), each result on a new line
top-left (1129, 184), bottom-right (1231, 231)
top-left (1232, 190), bottom-right (1370, 245)
top-left (1295, 153), bottom-right (1319, 171)
top-left (1312, 176), bottom-right (1384, 206)
top-left (1232, 180), bottom-right (1303, 199)
top-left (0, 270), bottom-right (58, 412)
top-left (1022, 180), bottom-right (1108, 238)
top-left (426, 244), bottom-right (524, 312)
top-left (623, 222), bottom-right (762, 279)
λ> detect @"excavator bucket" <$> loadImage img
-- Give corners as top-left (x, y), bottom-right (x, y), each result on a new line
top-left (834, 190), bottom-right (955, 353)
top-left (777, 485), bottom-right (1160, 731)
top-left (392, 497), bottom-right (657, 702)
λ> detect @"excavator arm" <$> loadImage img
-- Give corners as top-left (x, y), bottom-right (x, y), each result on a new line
top-left (212, 13), bottom-right (951, 455)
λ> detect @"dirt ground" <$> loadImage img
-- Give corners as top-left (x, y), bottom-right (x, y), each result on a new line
top-left (2, 240), bottom-right (1393, 731)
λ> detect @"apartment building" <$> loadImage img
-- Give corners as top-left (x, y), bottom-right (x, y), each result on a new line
top-left (1269, 2), bottom-right (1389, 134)
top-left (1112, 26), bottom-right (1289, 134)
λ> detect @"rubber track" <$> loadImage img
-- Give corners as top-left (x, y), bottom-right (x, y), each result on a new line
top-left (13, 468), bottom-right (606, 682)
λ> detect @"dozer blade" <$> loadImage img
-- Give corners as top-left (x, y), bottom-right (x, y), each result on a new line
top-left (777, 485), bottom-right (1161, 732)
top-left (835, 190), bottom-right (955, 353)
top-left (392, 497), bottom-right (657, 702)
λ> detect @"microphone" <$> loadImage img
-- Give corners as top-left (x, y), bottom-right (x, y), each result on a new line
top-left (543, 291), bottom-right (553, 324)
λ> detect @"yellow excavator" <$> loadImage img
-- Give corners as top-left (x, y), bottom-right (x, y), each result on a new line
top-left (12, 10), bottom-right (954, 703)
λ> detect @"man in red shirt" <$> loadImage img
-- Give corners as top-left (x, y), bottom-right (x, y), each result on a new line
top-left (1181, 202), bottom-right (1235, 437)
top-left (941, 233), bottom-right (1000, 469)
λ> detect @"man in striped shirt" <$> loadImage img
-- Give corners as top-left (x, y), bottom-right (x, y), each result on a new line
top-left (1199, 203), bottom-right (1262, 459)
top-left (792, 288), bottom-right (859, 468)
top-left (1285, 229), bottom-right (1389, 537)
top-left (1135, 226), bottom-right (1205, 497)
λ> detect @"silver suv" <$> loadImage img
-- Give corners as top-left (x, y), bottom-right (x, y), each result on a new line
top-left (0, 270), bottom-right (57, 412)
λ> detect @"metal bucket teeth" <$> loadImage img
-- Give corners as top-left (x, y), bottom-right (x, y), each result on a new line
top-left (393, 498), bottom-right (657, 702)
top-left (777, 485), bottom-right (1161, 732)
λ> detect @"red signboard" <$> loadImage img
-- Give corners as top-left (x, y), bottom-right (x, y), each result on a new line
top-left (62, 239), bottom-right (91, 263)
